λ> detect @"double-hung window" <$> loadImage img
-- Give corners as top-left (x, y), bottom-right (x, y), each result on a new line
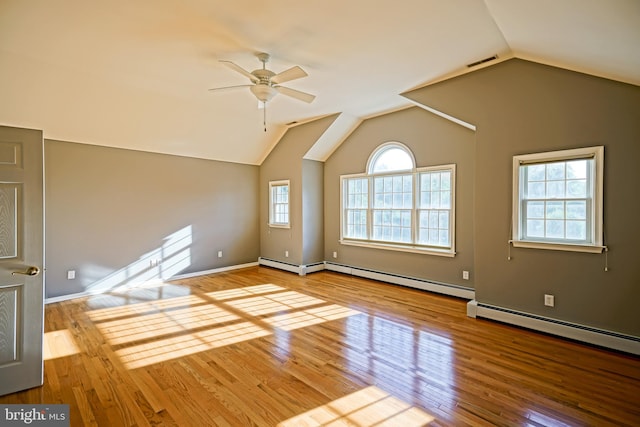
top-left (512, 146), bottom-right (604, 253)
top-left (269, 180), bottom-right (290, 228)
top-left (341, 142), bottom-right (456, 257)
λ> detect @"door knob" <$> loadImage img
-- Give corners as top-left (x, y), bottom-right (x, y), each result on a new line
top-left (12, 266), bottom-right (41, 276)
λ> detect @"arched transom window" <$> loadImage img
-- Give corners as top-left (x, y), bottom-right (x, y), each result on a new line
top-left (341, 142), bottom-right (456, 256)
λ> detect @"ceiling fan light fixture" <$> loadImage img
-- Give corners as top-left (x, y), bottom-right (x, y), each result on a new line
top-left (250, 84), bottom-right (277, 103)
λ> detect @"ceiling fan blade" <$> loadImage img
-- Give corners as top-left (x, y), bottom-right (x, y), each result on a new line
top-left (275, 86), bottom-right (316, 103)
top-left (271, 66), bottom-right (307, 84)
top-left (208, 84), bottom-right (252, 92)
top-left (219, 60), bottom-right (259, 83)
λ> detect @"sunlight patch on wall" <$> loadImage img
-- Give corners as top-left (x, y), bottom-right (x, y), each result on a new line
top-left (277, 385), bottom-right (435, 426)
top-left (85, 225), bottom-right (192, 294)
top-left (43, 329), bottom-right (81, 360)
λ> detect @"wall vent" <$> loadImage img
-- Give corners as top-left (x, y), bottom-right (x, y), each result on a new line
top-left (467, 54), bottom-right (498, 68)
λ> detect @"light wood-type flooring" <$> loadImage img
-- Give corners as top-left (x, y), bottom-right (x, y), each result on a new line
top-left (1, 266), bottom-right (639, 426)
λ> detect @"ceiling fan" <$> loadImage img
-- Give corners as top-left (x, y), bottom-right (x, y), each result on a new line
top-left (209, 52), bottom-right (316, 105)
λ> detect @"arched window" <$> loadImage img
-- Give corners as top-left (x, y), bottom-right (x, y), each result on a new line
top-left (367, 142), bottom-right (415, 174)
top-left (340, 142), bottom-right (456, 256)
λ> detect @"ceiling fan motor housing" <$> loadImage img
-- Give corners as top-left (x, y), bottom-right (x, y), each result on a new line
top-left (250, 84), bottom-right (277, 102)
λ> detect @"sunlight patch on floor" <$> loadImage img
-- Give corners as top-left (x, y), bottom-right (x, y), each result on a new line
top-left (116, 321), bottom-right (271, 369)
top-left (278, 386), bottom-right (434, 426)
top-left (265, 304), bottom-right (362, 331)
top-left (86, 283), bottom-right (362, 369)
top-left (43, 329), bottom-right (81, 360)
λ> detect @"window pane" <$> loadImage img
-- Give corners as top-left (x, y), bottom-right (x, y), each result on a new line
top-left (567, 180), bottom-right (586, 198)
top-left (429, 211), bottom-right (439, 228)
top-left (546, 163), bottom-right (565, 180)
top-left (430, 192), bottom-right (440, 208)
top-left (420, 192), bottom-right (430, 209)
top-left (546, 181), bottom-right (565, 198)
top-left (527, 220), bottom-right (545, 237)
top-left (566, 160), bottom-right (587, 179)
top-left (439, 211), bottom-right (449, 229)
top-left (431, 174), bottom-right (441, 191)
top-left (440, 172), bottom-right (451, 190)
top-left (403, 193), bottom-right (412, 208)
top-left (439, 230), bottom-right (449, 246)
top-left (546, 220), bottom-right (564, 238)
top-left (371, 147), bottom-right (413, 173)
top-left (566, 201), bottom-right (586, 220)
top-left (546, 201), bottom-right (565, 219)
top-left (528, 182), bottom-right (545, 198)
top-left (528, 164), bottom-right (545, 181)
top-left (440, 191), bottom-right (451, 209)
top-left (527, 201), bottom-right (545, 219)
top-left (421, 174), bottom-right (431, 191)
top-left (566, 221), bottom-right (586, 240)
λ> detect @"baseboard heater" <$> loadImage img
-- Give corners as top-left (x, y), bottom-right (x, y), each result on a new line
top-left (324, 261), bottom-right (475, 300)
top-left (467, 300), bottom-right (640, 355)
top-left (258, 257), bottom-right (325, 276)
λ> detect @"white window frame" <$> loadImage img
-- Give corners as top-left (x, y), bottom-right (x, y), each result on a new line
top-left (269, 180), bottom-right (290, 228)
top-left (340, 143), bottom-right (456, 257)
top-left (512, 146), bottom-right (604, 253)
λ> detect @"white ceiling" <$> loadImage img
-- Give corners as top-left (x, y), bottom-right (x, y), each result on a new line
top-left (1, 0), bottom-right (638, 165)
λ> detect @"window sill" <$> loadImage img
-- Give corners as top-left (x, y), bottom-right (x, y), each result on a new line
top-left (269, 224), bottom-right (291, 229)
top-left (511, 240), bottom-right (605, 254)
top-left (339, 239), bottom-right (456, 257)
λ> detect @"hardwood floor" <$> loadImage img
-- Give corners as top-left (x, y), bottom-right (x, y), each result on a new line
top-left (2, 266), bottom-right (639, 426)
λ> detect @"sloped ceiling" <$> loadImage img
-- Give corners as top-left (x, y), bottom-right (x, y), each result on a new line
top-left (1, 0), bottom-right (638, 165)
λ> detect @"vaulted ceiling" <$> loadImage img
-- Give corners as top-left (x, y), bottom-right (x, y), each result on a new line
top-left (1, 0), bottom-right (638, 165)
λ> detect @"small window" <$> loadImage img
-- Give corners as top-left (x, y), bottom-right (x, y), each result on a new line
top-left (512, 146), bottom-right (604, 253)
top-left (269, 180), bottom-right (290, 228)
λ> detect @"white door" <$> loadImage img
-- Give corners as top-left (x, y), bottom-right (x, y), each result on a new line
top-left (0, 125), bottom-right (44, 396)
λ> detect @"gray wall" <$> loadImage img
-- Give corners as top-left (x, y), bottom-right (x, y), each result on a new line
top-left (45, 140), bottom-right (259, 298)
top-left (302, 159), bottom-right (324, 264)
top-left (403, 58), bottom-right (640, 336)
top-left (324, 107), bottom-right (476, 287)
top-left (260, 115), bottom-right (337, 265)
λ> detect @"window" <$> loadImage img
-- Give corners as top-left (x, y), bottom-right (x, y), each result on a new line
top-left (341, 143), bottom-right (456, 256)
top-left (512, 146), bottom-right (604, 253)
top-left (269, 180), bottom-right (290, 228)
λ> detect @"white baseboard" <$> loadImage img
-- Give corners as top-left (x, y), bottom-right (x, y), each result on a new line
top-left (257, 257), bottom-right (325, 276)
top-left (469, 300), bottom-right (640, 355)
top-left (45, 262), bottom-right (259, 304)
top-left (324, 262), bottom-right (475, 300)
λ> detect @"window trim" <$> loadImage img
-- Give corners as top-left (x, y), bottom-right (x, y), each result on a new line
top-left (340, 162), bottom-right (456, 258)
top-left (511, 146), bottom-right (605, 253)
top-left (269, 180), bottom-right (291, 229)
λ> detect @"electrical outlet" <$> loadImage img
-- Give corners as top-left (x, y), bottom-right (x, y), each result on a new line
top-left (333, 251), bottom-right (338, 258)
top-left (462, 270), bottom-right (469, 280)
top-left (544, 294), bottom-right (555, 307)
top-left (67, 270), bottom-right (75, 280)
top-left (285, 250), bottom-right (289, 258)
top-left (218, 250), bottom-right (223, 258)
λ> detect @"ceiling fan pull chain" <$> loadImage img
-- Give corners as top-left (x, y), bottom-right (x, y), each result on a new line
top-left (264, 103), bottom-right (267, 132)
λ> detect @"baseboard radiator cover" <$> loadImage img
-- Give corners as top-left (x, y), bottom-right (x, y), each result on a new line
top-left (45, 262), bottom-right (259, 304)
top-left (468, 300), bottom-right (640, 355)
top-left (258, 257), bottom-right (325, 276)
top-left (324, 262), bottom-right (475, 300)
